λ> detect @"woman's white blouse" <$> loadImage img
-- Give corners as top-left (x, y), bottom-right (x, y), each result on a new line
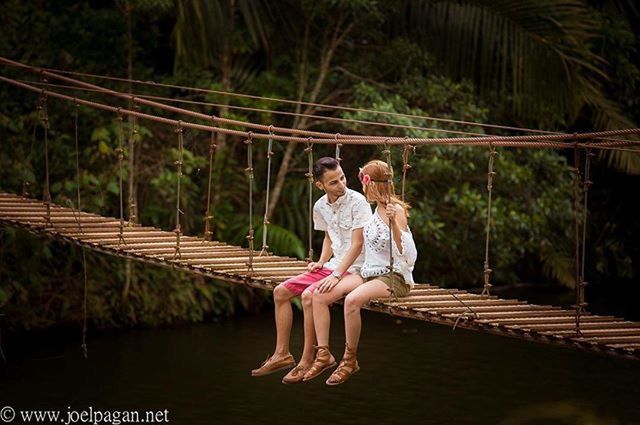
top-left (360, 210), bottom-right (418, 285)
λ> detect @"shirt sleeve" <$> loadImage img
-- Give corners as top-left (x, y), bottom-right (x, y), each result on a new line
top-left (313, 203), bottom-right (328, 231)
top-left (392, 229), bottom-right (418, 273)
top-left (351, 197), bottom-right (372, 229)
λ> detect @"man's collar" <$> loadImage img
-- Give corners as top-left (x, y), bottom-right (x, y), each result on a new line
top-left (325, 189), bottom-right (350, 207)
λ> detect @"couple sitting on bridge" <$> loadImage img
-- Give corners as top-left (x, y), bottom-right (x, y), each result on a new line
top-left (251, 156), bottom-right (418, 385)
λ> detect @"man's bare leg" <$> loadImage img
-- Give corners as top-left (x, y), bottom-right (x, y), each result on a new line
top-left (299, 289), bottom-right (317, 367)
top-left (273, 283), bottom-right (296, 357)
top-left (251, 283), bottom-right (297, 376)
top-left (303, 275), bottom-right (363, 381)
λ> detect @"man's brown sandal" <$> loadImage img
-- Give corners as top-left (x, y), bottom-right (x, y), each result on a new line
top-left (281, 363), bottom-right (310, 384)
top-left (251, 353), bottom-right (295, 377)
top-left (326, 344), bottom-right (359, 386)
top-left (302, 346), bottom-right (336, 381)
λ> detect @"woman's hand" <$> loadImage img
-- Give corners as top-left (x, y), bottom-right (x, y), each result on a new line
top-left (386, 203), bottom-right (398, 223)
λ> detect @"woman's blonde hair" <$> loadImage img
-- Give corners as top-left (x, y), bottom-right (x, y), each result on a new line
top-left (360, 160), bottom-right (410, 214)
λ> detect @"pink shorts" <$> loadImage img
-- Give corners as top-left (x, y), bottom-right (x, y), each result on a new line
top-left (281, 267), bottom-right (350, 296)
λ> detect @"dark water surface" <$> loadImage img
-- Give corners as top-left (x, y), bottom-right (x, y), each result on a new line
top-left (2, 309), bottom-right (640, 425)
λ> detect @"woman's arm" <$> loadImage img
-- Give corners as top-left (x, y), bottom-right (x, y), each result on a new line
top-left (387, 203), bottom-right (408, 254)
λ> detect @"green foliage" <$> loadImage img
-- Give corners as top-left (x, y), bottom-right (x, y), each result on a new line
top-left (0, 0), bottom-right (638, 332)
top-left (0, 228), bottom-right (258, 331)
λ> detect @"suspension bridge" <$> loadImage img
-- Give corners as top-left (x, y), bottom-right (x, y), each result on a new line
top-left (1, 56), bottom-right (640, 360)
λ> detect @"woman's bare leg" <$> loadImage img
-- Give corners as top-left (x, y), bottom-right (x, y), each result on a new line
top-left (312, 274), bottom-right (364, 347)
top-left (343, 279), bottom-right (390, 352)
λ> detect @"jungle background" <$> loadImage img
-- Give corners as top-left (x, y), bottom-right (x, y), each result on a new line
top-left (0, 0), bottom-right (638, 332)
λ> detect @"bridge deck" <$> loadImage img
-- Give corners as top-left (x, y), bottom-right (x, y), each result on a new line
top-left (1, 192), bottom-right (638, 360)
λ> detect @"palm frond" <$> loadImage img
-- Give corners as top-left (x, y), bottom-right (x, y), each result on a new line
top-left (407, 0), bottom-right (606, 124)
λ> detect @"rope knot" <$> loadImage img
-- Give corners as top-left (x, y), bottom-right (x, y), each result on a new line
top-left (245, 131), bottom-right (254, 145)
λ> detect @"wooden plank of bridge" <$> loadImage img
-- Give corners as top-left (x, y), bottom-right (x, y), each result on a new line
top-left (1, 191), bottom-right (638, 360)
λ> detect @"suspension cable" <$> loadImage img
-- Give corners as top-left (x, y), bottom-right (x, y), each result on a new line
top-left (3, 62), bottom-right (638, 145)
top-left (19, 81), bottom-right (492, 139)
top-left (259, 127), bottom-right (274, 256)
top-left (4, 58), bottom-right (610, 138)
top-left (335, 133), bottom-right (343, 162)
top-left (481, 141), bottom-right (497, 297)
top-left (3, 75), bottom-right (640, 149)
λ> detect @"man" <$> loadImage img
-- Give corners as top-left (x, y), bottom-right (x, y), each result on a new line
top-left (251, 156), bottom-right (372, 384)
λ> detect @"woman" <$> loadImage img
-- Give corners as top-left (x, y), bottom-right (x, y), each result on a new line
top-left (304, 159), bottom-right (418, 385)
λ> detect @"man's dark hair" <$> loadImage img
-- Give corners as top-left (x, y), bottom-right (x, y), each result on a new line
top-left (313, 157), bottom-right (340, 181)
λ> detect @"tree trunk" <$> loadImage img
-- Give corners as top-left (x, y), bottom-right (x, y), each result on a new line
top-left (209, 0), bottom-right (236, 236)
top-left (267, 15), bottom-right (353, 217)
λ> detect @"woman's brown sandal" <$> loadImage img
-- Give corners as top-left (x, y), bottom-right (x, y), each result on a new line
top-left (302, 345), bottom-right (336, 381)
top-left (326, 343), bottom-right (359, 386)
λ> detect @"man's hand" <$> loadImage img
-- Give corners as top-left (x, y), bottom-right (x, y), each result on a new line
top-left (308, 261), bottom-right (325, 272)
top-left (316, 275), bottom-right (340, 294)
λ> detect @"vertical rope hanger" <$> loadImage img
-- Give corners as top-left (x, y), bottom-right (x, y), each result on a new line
top-left (401, 142), bottom-right (415, 203)
top-left (574, 146), bottom-right (594, 335)
top-left (335, 133), bottom-right (342, 162)
top-left (24, 93), bottom-right (45, 198)
top-left (382, 140), bottom-right (397, 300)
top-left (203, 117), bottom-right (217, 241)
top-left (259, 126), bottom-right (275, 256)
top-left (40, 89), bottom-right (52, 227)
top-left (115, 109), bottom-right (127, 246)
top-left (173, 122), bottom-right (185, 260)
top-left (571, 142), bottom-right (589, 335)
top-left (304, 138), bottom-right (315, 262)
top-left (127, 98), bottom-right (138, 227)
top-left (73, 102), bottom-right (89, 359)
top-left (481, 141), bottom-right (497, 297)
top-left (245, 132), bottom-right (255, 274)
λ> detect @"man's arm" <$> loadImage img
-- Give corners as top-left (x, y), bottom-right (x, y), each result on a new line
top-left (309, 232), bottom-right (333, 271)
top-left (316, 228), bottom-right (364, 293)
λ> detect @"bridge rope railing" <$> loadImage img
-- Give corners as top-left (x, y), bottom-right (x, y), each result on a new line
top-left (4, 57), bottom-right (637, 142)
top-left (16, 80), bottom-right (492, 139)
top-left (2, 73), bottom-right (640, 152)
top-left (2, 56), bottom-right (640, 148)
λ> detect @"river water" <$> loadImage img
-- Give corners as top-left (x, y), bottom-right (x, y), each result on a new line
top-left (2, 306), bottom-right (639, 425)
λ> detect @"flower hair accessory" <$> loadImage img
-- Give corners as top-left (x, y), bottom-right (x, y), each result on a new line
top-left (358, 170), bottom-right (372, 185)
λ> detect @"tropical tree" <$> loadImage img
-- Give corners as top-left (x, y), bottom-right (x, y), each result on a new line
top-left (405, 0), bottom-right (640, 173)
